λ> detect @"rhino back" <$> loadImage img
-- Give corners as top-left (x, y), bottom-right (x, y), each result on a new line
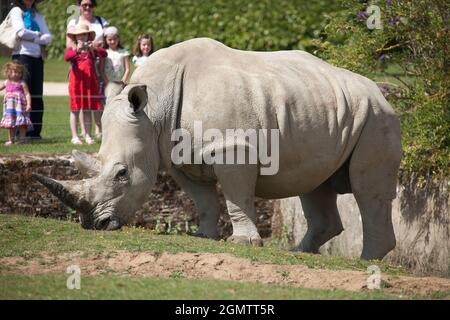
top-left (130, 38), bottom-right (395, 196)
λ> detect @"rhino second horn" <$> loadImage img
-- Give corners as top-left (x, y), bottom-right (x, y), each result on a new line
top-left (32, 173), bottom-right (93, 214)
top-left (72, 150), bottom-right (101, 178)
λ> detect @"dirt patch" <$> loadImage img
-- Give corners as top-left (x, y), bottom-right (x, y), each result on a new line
top-left (1, 251), bottom-right (449, 296)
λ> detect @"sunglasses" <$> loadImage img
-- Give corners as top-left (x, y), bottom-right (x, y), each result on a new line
top-left (81, 3), bottom-right (94, 8)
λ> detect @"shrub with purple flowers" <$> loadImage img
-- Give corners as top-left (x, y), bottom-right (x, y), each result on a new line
top-left (315, 0), bottom-right (449, 179)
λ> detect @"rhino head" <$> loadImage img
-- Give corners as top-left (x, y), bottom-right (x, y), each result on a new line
top-left (34, 85), bottom-right (160, 230)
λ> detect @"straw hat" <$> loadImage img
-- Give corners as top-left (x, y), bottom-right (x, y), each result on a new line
top-left (67, 23), bottom-right (96, 41)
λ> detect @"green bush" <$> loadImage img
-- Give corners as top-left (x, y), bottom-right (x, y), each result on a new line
top-left (40, 0), bottom-right (339, 58)
top-left (315, 0), bottom-right (449, 179)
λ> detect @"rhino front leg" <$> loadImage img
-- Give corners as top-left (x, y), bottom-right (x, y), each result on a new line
top-left (214, 164), bottom-right (262, 247)
top-left (170, 168), bottom-right (220, 239)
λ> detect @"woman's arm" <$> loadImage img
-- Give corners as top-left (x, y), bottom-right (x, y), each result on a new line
top-left (22, 82), bottom-right (32, 112)
top-left (121, 56), bottom-right (130, 84)
top-left (34, 14), bottom-right (53, 46)
top-left (10, 7), bottom-right (40, 41)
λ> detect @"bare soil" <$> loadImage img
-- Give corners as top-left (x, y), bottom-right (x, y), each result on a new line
top-left (1, 251), bottom-right (449, 297)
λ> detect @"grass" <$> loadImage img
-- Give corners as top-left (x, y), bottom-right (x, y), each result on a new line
top-left (0, 215), bottom-right (406, 276)
top-left (1, 215), bottom-right (446, 300)
top-left (0, 274), bottom-right (403, 300)
top-left (0, 96), bottom-right (100, 154)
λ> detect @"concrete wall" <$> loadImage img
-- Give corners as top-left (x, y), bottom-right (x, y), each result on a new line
top-left (272, 179), bottom-right (450, 277)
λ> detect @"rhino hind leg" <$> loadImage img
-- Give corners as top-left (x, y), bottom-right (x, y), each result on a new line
top-left (297, 180), bottom-right (344, 253)
top-left (354, 195), bottom-right (396, 260)
top-left (170, 168), bottom-right (220, 240)
top-left (349, 110), bottom-right (401, 260)
top-left (214, 164), bottom-right (263, 247)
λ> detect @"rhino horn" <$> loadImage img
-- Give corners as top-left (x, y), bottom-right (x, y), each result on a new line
top-left (72, 150), bottom-right (101, 178)
top-left (32, 173), bottom-right (93, 214)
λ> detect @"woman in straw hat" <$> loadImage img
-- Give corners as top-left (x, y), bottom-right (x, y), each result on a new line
top-left (64, 23), bottom-right (107, 145)
top-left (9, 0), bottom-right (53, 140)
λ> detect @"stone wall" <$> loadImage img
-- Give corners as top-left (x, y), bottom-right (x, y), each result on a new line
top-left (0, 155), bottom-right (274, 239)
top-left (272, 178), bottom-right (450, 277)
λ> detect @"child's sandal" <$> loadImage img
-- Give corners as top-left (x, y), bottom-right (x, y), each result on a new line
top-left (71, 137), bottom-right (83, 145)
top-left (84, 135), bottom-right (95, 145)
top-left (4, 141), bottom-right (14, 146)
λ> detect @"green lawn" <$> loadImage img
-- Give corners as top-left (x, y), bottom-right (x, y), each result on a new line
top-left (0, 215), bottom-right (446, 300)
top-left (0, 274), bottom-right (402, 300)
top-left (0, 214), bottom-right (413, 300)
top-left (0, 96), bottom-right (100, 154)
top-left (0, 215), bottom-right (405, 276)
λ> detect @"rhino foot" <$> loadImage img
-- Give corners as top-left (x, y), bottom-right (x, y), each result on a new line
top-left (296, 242), bottom-right (320, 254)
top-left (188, 230), bottom-right (219, 240)
top-left (227, 234), bottom-right (263, 247)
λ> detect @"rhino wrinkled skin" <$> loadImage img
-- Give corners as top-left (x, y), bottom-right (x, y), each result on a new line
top-left (35, 38), bottom-right (401, 260)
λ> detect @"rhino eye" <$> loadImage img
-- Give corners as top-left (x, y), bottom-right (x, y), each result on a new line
top-left (115, 168), bottom-right (128, 180)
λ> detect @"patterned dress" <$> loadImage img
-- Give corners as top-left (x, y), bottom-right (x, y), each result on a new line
top-left (0, 81), bottom-right (33, 129)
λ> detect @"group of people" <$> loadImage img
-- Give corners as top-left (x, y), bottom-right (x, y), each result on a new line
top-left (0, 0), bottom-right (154, 146)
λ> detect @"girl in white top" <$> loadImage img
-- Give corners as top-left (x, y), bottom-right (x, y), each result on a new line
top-left (132, 34), bottom-right (154, 67)
top-left (103, 26), bottom-right (130, 84)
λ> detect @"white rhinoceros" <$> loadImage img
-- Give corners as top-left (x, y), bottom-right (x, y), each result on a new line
top-left (35, 38), bottom-right (401, 260)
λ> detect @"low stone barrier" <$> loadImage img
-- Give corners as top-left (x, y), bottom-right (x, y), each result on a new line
top-left (0, 155), bottom-right (274, 239)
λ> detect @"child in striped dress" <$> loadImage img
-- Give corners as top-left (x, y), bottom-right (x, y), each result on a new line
top-left (0, 61), bottom-right (32, 146)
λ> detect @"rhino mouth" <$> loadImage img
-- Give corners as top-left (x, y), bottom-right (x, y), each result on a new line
top-left (92, 204), bottom-right (122, 231)
top-left (94, 216), bottom-right (121, 231)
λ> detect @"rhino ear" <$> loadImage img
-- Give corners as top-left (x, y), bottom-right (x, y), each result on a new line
top-left (72, 150), bottom-right (101, 178)
top-left (128, 85), bottom-right (148, 114)
top-left (105, 82), bottom-right (125, 105)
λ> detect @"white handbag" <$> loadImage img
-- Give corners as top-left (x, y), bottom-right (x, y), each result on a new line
top-left (0, 11), bottom-right (19, 50)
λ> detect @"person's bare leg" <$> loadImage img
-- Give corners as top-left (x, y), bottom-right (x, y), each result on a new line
top-left (18, 126), bottom-right (27, 144)
top-left (79, 111), bottom-right (86, 137)
top-left (93, 110), bottom-right (102, 139)
top-left (70, 111), bottom-right (80, 140)
top-left (6, 128), bottom-right (16, 145)
top-left (83, 110), bottom-right (92, 139)
top-left (83, 110), bottom-right (95, 144)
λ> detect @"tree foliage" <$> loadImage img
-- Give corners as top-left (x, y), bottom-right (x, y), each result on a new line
top-left (41, 0), bottom-right (338, 58)
top-left (315, 0), bottom-right (449, 178)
